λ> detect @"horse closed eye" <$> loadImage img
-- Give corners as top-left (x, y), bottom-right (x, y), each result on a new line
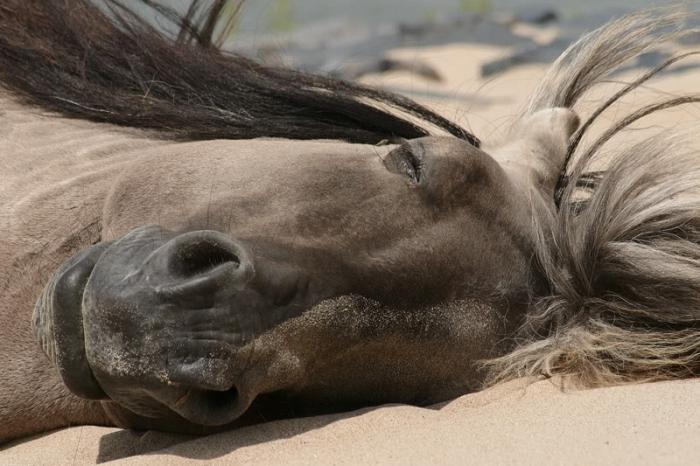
top-left (383, 144), bottom-right (424, 183)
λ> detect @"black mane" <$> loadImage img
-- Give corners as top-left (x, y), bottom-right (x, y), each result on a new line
top-left (0, 0), bottom-right (479, 146)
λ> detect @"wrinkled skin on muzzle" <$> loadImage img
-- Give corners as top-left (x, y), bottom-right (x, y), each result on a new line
top-left (81, 226), bottom-right (259, 425)
top-left (34, 112), bottom-right (579, 432)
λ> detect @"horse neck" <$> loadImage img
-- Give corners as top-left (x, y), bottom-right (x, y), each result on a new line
top-left (0, 97), bottom-right (169, 441)
top-left (0, 95), bottom-right (167, 265)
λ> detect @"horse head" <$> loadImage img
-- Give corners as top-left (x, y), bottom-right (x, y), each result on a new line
top-left (33, 112), bottom-right (576, 429)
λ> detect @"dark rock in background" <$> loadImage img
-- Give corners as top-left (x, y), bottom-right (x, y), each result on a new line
top-left (481, 8), bottom-right (700, 78)
top-left (231, 13), bottom-right (537, 79)
top-left (230, 6), bottom-right (700, 81)
top-left (511, 7), bottom-right (558, 25)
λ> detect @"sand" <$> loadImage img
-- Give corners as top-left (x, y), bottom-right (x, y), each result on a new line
top-left (2, 378), bottom-right (699, 465)
top-left (3, 27), bottom-right (700, 466)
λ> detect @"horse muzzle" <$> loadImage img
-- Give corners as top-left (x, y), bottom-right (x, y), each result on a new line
top-left (33, 225), bottom-right (321, 426)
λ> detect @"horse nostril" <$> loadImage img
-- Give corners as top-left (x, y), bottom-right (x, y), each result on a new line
top-left (169, 236), bottom-right (240, 278)
top-left (151, 230), bottom-right (255, 300)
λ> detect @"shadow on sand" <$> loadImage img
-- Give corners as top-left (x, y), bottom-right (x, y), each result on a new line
top-left (96, 406), bottom-right (384, 463)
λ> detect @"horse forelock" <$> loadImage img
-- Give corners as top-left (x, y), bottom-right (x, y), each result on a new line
top-left (0, 0), bottom-right (479, 147)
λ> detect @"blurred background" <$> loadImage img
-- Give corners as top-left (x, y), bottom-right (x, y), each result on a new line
top-left (234, 0), bottom-right (663, 33)
top-left (126, 1), bottom-right (698, 75)
top-left (127, 0), bottom-right (700, 146)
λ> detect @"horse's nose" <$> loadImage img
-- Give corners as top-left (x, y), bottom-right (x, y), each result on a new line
top-left (142, 230), bottom-right (257, 425)
top-left (148, 230), bottom-right (255, 304)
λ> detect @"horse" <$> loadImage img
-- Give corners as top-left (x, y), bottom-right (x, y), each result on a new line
top-left (1, 1), bottom-right (698, 444)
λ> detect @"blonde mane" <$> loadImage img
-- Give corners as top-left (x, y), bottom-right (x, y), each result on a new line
top-left (487, 9), bottom-right (700, 387)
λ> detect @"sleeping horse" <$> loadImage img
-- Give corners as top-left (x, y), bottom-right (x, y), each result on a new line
top-left (0, 1), bottom-right (698, 444)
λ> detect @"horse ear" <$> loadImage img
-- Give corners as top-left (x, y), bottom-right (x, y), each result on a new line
top-left (33, 242), bottom-right (113, 400)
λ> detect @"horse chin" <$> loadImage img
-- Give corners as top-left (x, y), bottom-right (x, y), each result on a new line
top-left (100, 391), bottom-right (300, 434)
top-left (33, 224), bottom-right (333, 427)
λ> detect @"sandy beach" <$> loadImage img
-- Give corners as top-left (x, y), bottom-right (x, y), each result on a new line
top-left (3, 377), bottom-right (699, 465)
top-left (3, 13), bottom-right (700, 466)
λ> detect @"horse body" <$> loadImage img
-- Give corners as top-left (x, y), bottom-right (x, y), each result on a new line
top-left (1, 1), bottom-right (699, 445)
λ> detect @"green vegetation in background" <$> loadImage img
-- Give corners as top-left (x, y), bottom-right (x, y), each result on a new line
top-left (423, 8), bottom-right (438, 22)
top-left (458, 0), bottom-right (492, 13)
top-left (268, 0), bottom-right (298, 32)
